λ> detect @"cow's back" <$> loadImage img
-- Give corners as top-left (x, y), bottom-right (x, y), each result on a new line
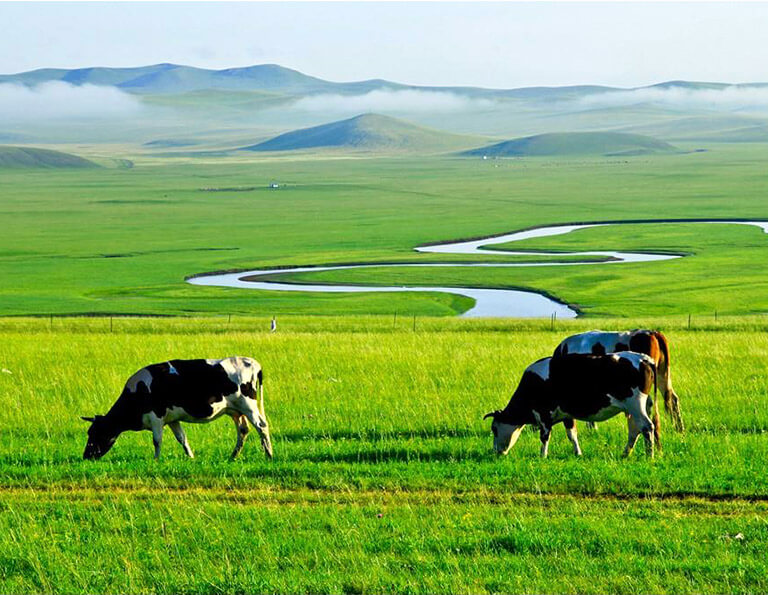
top-left (554, 330), bottom-right (634, 357)
top-left (118, 357), bottom-right (255, 421)
top-left (554, 329), bottom-right (665, 365)
top-left (548, 353), bottom-right (654, 419)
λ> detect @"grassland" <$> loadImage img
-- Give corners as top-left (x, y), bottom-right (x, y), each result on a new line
top-left (3, 139), bottom-right (768, 593)
top-left (2, 143), bottom-right (768, 318)
top-left (1, 316), bottom-right (767, 593)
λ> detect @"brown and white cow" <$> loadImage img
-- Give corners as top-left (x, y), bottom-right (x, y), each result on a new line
top-left (553, 330), bottom-right (683, 432)
top-left (484, 352), bottom-right (660, 458)
top-left (82, 356), bottom-right (272, 460)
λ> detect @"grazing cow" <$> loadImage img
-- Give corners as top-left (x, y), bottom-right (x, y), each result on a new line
top-left (484, 352), bottom-right (660, 458)
top-left (553, 329), bottom-right (683, 432)
top-left (81, 357), bottom-right (272, 460)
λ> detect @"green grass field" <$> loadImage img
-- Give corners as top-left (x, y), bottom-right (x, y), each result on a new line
top-left (1, 316), bottom-right (767, 593)
top-left (3, 142), bottom-right (768, 593)
top-left (2, 144), bottom-right (768, 318)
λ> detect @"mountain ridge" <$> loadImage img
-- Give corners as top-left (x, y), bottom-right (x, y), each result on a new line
top-left (4, 63), bottom-right (765, 99)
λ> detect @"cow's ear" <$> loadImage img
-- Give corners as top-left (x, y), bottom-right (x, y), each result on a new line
top-left (80, 416), bottom-right (96, 423)
top-left (483, 411), bottom-right (498, 421)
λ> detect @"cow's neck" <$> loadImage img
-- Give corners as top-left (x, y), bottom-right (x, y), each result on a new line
top-left (105, 396), bottom-right (144, 432)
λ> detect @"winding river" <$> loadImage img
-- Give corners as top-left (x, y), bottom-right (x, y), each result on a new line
top-left (188, 220), bottom-right (768, 318)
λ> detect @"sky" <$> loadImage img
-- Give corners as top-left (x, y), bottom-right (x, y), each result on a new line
top-left (2, 1), bottom-right (768, 88)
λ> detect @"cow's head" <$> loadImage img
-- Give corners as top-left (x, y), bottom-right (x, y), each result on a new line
top-left (253, 415), bottom-right (273, 459)
top-left (260, 427), bottom-right (273, 459)
top-left (81, 415), bottom-right (120, 460)
top-left (483, 411), bottom-right (525, 455)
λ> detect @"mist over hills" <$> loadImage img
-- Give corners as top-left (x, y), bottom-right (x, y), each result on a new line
top-left (3, 62), bottom-right (768, 149)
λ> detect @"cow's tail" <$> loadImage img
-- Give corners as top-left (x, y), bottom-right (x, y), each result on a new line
top-left (257, 368), bottom-right (265, 417)
top-left (651, 330), bottom-right (683, 432)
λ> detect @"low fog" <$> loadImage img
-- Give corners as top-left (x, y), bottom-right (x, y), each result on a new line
top-left (291, 89), bottom-right (495, 114)
top-left (0, 81), bottom-right (143, 120)
top-left (579, 85), bottom-right (768, 111)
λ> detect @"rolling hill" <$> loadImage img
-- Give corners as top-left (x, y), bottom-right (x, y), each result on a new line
top-left (0, 146), bottom-right (100, 168)
top-left (241, 113), bottom-right (484, 153)
top-left (462, 132), bottom-right (677, 157)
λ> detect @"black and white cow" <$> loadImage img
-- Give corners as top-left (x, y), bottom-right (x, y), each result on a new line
top-left (484, 352), bottom-right (660, 458)
top-left (554, 329), bottom-right (683, 431)
top-left (82, 357), bottom-right (272, 460)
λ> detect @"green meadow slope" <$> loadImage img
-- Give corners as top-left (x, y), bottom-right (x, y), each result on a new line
top-left (463, 131), bottom-right (677, 157)
top-left (0, 146), bottom-right (99, 169)
top-left (241, 113), bottom-right (484, 153)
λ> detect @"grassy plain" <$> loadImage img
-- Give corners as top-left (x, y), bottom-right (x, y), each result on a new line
top-left (1, 316), bottom-right (767, 593)
top-left (2, 144), bottom-right (768, 318)
top-left (2, 143), bottom-right (768, 593)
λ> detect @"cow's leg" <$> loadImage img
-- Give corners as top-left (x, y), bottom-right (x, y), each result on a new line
top-left (563, 418), bottom-right (582, 456)
top-left (587, 421), bottom-right (598, 431)
top-left (241, 405), bottom-right (273, 459)
top-left (625, 389), bottom-right (655, 458)
top-left (539, 425), bottom-right (552, 458)
top-left (230, 413), bottom-right (250, 459)
top-left (169, 422), bottom-right (194, 458)
top-left (151, 421), bottom-right (164, 459)
top-left (623, 414), bottom-right (641, 458)
top-left (646, 393), bottom-right (662, 452)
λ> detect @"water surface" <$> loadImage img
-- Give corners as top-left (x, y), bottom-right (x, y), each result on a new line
top-left (188, 220), bottom-right (768, 318)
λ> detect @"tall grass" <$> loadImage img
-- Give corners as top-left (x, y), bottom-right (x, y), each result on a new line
top-left (0, 317), bottom-right (766, 592)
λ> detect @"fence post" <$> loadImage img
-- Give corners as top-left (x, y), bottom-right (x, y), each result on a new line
top-left (50, 314), bottom-right (53, 330)
top-left (110, 316), bottom-right (113, 333)
top-left (393, 311), bottom-right (397, 327)
top-left (413, 315), bottom-right (416, 332)
top-left (688, 313), bottom-right (691, 329)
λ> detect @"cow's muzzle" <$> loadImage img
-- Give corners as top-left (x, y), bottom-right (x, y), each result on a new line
top-left (83, 445), bottom-right (105, 460)
top-left (261, 435), bottom-right (273, 459)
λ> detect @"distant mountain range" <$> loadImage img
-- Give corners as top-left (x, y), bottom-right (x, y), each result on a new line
top-left (4, 63), bottom-right (766, 99)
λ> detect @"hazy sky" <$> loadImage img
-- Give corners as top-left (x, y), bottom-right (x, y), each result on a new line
top-left (2, 2), bottom-right (768, 88)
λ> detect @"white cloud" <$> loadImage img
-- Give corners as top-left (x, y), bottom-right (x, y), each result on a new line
top-left (0, 81), bottom-right (143, 120)
top-left (292, 89), bottom-right (495, 114)
top-left (579, 86), bottom-right (768, 111)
